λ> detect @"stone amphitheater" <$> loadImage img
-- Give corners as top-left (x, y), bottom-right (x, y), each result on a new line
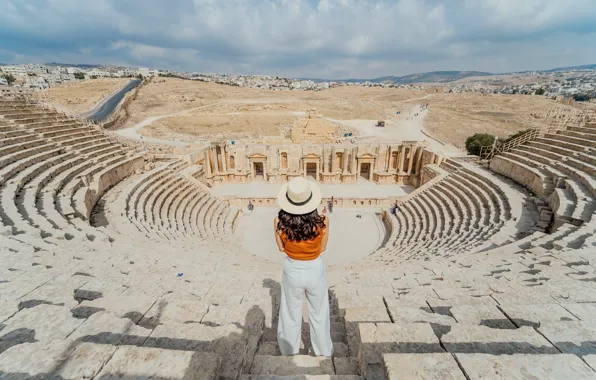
top-left (1, 93), bottom-right (596, 380)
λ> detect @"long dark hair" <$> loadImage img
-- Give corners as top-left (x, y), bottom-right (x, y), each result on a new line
top-left (277, 209), bottom-right (325, 242)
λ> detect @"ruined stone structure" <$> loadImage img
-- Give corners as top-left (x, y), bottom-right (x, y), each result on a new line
top-left (199, 141), bottom-right (442, 187)
top-left (290, 108), bottom-right (338, 143)
top-left (1, 95), bottom-right (596, 379)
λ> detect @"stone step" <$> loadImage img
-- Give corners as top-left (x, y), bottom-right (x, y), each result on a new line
top-left (241, 376), bottom-right (363, 380)
top-left (250, 355), bottom-right (336, 376)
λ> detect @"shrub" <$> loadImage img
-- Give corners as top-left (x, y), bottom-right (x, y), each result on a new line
top-left (535, 88), bottom-right (545, 95)
top-left (74, 72), bottom-right (85, 80)
top-left (465, 133), bottom-right (496, 156)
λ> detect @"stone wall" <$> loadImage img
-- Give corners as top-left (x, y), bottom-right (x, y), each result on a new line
top-left (489, 156), bottom-right (544, 196)
top-left (79, 155), bottom-right (146, 219)
top-left (199, 142), bottom-right (443, 186)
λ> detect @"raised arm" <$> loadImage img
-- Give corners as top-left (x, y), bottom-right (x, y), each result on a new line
top-left (320, 215), bottom-right (330, 253)
top-left (274, 217), bottom-right (285, 253)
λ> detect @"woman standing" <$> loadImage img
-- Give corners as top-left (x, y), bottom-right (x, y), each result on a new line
top-left (274, 177), bottom-right (333, 356)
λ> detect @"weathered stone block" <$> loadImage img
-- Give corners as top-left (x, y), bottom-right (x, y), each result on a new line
top-left (358, 322), bottom-right (443, 377)
top-left (68, 311), bottom-right (152, 346)
top-left (383, 353), bottom-right (466, 380)
top-left (344, 307), bottom-right (391, 357)
top-left (71, 293), bottom-right (157, 322)
top-left (0, 339), bottom-right (116, 379)
top-left (441, 325), bottom-right (558, 354)
top-left (250, 355), bottom-right (334, 376)
top-left (456, 353), bottom-right (596, 379)
top-left (95, 345), bottom-right (221, 380)
top-left (140, 294), bottom-right (209, 326)
top-left (499, 303), bottom-right (578, 327)
top-left (0, 304), bottom-right (83, 350)
top-left (538, 321), bottom-right (596, 355)
top-left (147, 322), bottom-right (248, 380)
top-left (449, 305), bottom-right (515, 329)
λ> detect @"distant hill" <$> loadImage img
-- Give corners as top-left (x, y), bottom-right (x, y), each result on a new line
top-left (300, 70), bottom-right (494, 84)
top-left (300, 64), bottom-right (596, 84)
top-left (45, 62), bottom-right (101, 69)
top-left (542, 64), bottom-right (596, 72)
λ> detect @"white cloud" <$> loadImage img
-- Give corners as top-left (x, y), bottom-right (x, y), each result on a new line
top-left (0, 0), bottom-right (595, 77)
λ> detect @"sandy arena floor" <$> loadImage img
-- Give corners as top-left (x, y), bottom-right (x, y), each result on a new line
top-left (234, 207), bottom-right (386, 266)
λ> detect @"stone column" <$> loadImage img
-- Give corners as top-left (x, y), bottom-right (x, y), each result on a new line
top-left (205, 149), bottom-right (212, 176)
top-left (352, 147), bottom-right (358, 174)
top-left (343, 149), bottom-right (349, 173)
top-left (221, 147), bottom-right (227, 173)
top-left (322, 146), bottom-right (328, 173)
top-left (213, 146), bottom-right (220, 173)
top-left (331, 148), bottom-right (335, 173)
top-left (407, 146), bottom-right (416, 174)
top-left (387, 146), bottom-right (392, 172)
top-left (398, 146), bottom-right (405, 174)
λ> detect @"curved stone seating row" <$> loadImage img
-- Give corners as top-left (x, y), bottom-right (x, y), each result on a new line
top-left (376, 161), bottom-right (513, 261)
top-left (119, 161), bottom-right (239, 245)
top-left (490, 121), bottom-right (596, 250)
top-left (0, 98), bottom-right (140, 241)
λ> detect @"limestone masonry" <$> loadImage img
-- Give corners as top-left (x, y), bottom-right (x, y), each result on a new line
top-left (1, 92), bottom-right (596, 380)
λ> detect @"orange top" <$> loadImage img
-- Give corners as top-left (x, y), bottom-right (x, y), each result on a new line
top-left (280, 226), bottom-right (324, 261)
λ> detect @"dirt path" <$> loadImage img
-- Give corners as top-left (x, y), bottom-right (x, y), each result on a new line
top-left (115, 102), bottom-right (225, 146)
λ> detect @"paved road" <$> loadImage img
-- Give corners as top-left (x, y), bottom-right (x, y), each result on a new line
top-left (83, 79), bottom-right (142, 122)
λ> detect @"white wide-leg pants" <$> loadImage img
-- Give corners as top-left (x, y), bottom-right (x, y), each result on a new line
top-left (277, 256), bottom-right (333, 356)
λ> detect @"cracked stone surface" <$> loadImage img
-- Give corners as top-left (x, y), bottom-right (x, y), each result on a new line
top-left (148, 322), bottom-right (249, 380)
top-left (441, 325), bottom-right (558, 354)
top-left (344, 308), bottom-right (391, 357)
top-left (0, 305), bottom-right (84, 350)
top-left (383, 353), bottom-right (467, 379)
top-left (563, 303), bottom-right (596, 321)
top-left (456, 353), bottom-right (596, 379)
top-left (67, 311), bottom-right (153, 346)
top-left (71, 293), bottom-right (157, 321)
top-left (0, 339), bottom-right (116, 379)
top-left (449, 305), bottom-right (515, 329)
top-left (358, 323), bottom-right (443, 366)
top-left (95, 345), bottom-right (221, 380)
top-left (139, 293), bottom-right (210, 325)
top-left (499, 303), bottom-right (578, 327)
top-left (538, 321), bottom-right (596, 355)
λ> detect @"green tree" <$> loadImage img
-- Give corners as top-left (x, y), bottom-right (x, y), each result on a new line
top-left (535, 88), bottom-right (545, 95)
top-left (74, 72), bottom-right (85, 80)
top-left (1, 73), bottom-right (16, 85)
top-left (465, 133), bottom-right (496, 156)
top-left (90, 75), bottom-right (98, 79)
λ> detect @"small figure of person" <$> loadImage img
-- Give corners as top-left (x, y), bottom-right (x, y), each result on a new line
top-left (274, 177), bottom-right (333, 356)
top-left (328, 198), bottom-right (334, 214)
top-left (248, 200), bottom-right (254, 211)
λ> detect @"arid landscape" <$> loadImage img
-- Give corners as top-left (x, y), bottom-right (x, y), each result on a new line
top-left (40, 77), bottom-right (592, 149)
top-left (34, 78), bottom-right (129, 113)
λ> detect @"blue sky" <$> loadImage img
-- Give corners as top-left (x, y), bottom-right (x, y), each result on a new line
top-left (1, 0), bottom-right (596, 78)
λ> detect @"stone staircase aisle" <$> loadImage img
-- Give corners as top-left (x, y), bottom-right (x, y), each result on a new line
top-left (241, 297), bottom-right (363, 380)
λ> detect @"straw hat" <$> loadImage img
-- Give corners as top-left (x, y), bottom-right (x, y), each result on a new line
top-left (277, 177), bottom-right (322, 215)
